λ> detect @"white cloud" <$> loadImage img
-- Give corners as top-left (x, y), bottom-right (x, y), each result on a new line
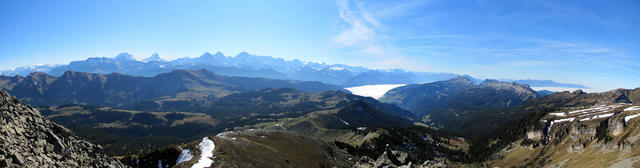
top-left (333, 21), bottom-right (374, 47)
top-left (361, 12), bottom-right (380, 27)
top-left (360, 45), bottom-right (384, 55)
top-left (333, 0), bottom-right (389, 56)
top-left (345, 84), bottom-right (407, 99)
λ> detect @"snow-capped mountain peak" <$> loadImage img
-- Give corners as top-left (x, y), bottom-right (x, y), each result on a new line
top-left (142, 53), bottom-right (165, 62)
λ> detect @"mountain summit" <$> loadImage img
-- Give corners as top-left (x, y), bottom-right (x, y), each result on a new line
top-left (380, 78), bottom-right (541, 135)
top-left (114, 52), bottom-right (136, 62)
top-left (0, 52), bottom-right (586, 88)
top-left (142, 53), bottom-right (164, 62)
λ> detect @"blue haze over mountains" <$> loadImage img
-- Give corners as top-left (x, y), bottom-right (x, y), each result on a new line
top-left (1, 52), bottom-right (586, 89)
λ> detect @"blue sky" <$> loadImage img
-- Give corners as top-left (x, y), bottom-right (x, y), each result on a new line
top-left (1, 0), bottom-right (638, 91)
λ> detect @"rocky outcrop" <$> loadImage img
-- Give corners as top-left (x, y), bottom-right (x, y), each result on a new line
top-left (526, 130), bottom-right (544, 141)
top-left (0, 89), bottom-right (126, 167)
top-left (487, 102), bottom-right (640, 167)
top-left (354, 147), bottom-right (448, 168)
top-left (608, 116), bottom-right (625, 136)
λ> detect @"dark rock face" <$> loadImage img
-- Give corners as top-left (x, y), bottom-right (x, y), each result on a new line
top-left (614, 95), bottom-right (632, 104)
top-left (0, 89), bottom-right (126, 167)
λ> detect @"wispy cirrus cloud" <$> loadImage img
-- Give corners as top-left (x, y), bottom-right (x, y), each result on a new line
top-left (332, 0), bottom-right (391, 56)
top-left (330, 0), bottom-right (638, 91)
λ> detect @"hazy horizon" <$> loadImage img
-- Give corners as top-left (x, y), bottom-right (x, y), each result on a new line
top-left (1, 0), bottom-right (638, 92)
top-left (2, 1), bottom-right (640, 167)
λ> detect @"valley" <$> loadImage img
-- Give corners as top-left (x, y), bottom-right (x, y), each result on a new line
top-left (2, 1), bottom-right (637, 167)
top-left (0, 51), bottom-right (640, 167)
top-left (1, 64), bottom-right (638, 167)
top-left (1, 66), bottom-right (638, 167)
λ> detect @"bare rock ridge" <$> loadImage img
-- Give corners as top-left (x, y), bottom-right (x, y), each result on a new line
top-left (354, 147), bottom-right (449, 168)
top-left (526, 102), bottom-right (640, 146)
top-left (0, 89), bottom-right (126, 167)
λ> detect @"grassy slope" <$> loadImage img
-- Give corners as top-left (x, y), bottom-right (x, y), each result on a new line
top-left (212, 130), bottom-right (354, 168)
top-left (40, 105), bottom-right (221, 155)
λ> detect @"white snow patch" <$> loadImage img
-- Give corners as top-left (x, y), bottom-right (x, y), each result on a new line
top-left (345, 84), bottom-right (406, 99)
top-left (625, 113), bottom-right (640, 123)
top-left (624, 106), bottom-right (640, 111)
top-left (569, 109), bottom-right (588, 114)
top-left (595, 113), bottom-right (614, 119)
top-left (192, 137), bottom-right (215, 168)
top-left (329, 67), bottom-right (345, 71)
top-left (546, 121), bottom-right (555, 141)
top-left (175, 149), bottom-right (193, 165)
top-left (338, 118), bottom-right (350, 126)
top-left (555, 117), bottom-right (575, 123)
top-left (549, 112), bottom-right (566, 117)
top-left (216, 131), bottom-right (233, 137)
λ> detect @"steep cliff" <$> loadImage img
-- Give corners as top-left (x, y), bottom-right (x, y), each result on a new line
top-left (488, 103), bottom-right (640, 167)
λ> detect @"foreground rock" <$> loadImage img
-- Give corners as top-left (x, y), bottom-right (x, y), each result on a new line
top-left (0, 89), bottom-right (126, 167)
top-left (354, 147), bottom-right (449, 168)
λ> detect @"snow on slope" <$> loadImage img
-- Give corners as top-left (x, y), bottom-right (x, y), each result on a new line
top-left (345, 84), bottom-right (406, 99)
top-left (176, 149), bottom-right (193, 165)
top-left (192, 137), bottom-right (215, 168)
top-left (625, 113), bottom-right (640, 123)
top-left (338, 118), bottom-right (349, 126)
top-left (625, 106), bottom-right (640, 111)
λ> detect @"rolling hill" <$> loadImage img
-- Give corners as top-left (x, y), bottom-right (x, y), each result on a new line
top-left (380, 77), bottom-right (541, 135)
top-left (0, 69), bottom-right (346, 108)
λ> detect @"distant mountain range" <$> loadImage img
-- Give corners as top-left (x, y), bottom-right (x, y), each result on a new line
top-left (0, 69), bottom-right (346, 108)
top-left (499, 79), bottom-right (587, 88)
top-left (1, 56), bottom-right (637, 167)
top-left (0, 52), bottom-right (587, 88)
